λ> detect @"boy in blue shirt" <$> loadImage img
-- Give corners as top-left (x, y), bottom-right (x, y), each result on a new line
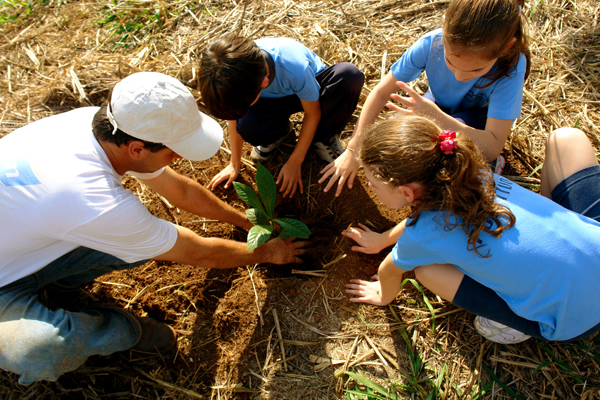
top-left (200, 36), bottom-right (364, 198)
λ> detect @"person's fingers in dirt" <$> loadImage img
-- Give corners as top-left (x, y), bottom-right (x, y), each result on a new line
top-left (277, 163), bottom-right (303, 198)
top-left (290, 238), bottom-right (309, 262)
top-left (208, 165), bottom-right (238, 191)
top-left (341, 224), bottom-right (383, 254)
top-left (345, 279), bottom-right (385, 305)
top-left (356, 223), bottom-right (373, 232)
top-left (318, 150), bottom-right (359, 196)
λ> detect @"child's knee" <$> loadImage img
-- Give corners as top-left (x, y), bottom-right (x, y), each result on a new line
top-left (338, 63), bottom-right (365, 90)
top-left (547, 127), bottom-right (586, 147)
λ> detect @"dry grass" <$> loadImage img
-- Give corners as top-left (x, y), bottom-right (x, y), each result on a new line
top-left (1, 0), bottom-right (600, 399)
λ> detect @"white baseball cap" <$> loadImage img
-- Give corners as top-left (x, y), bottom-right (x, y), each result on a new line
top-left (107, 71), bottom-right (223, 161)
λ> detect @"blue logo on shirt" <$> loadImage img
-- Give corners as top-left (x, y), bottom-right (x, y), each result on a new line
top-left (0, 159), bottom-right (41, 186)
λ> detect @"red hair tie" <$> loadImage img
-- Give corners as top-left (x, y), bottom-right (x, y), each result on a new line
top-left (439, 130), bottom-right (457, 155)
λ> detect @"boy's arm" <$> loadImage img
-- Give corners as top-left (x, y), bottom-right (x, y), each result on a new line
top-left (143, 166), bottom-right (253, 231)
top-left (345, 252), bottom-right (406, 306)
top-left (208, 120), bottom-right (244, 190)
top-left (277, 98), bottom-right (321, 198)
top-left (319, 72), bottom-right (399, 196)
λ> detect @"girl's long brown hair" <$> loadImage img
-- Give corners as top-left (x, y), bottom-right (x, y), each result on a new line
top-left (360, 116), bottom-right (515, 257)
top-left (444, 0), bottom-right (531, 86)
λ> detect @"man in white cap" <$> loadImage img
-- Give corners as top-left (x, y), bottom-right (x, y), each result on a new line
top-left (0, 72), bottom-right (306, 384)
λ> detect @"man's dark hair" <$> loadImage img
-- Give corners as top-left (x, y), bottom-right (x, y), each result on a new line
top-left (92, 102), bottom-right (166, 152)
top-left (199, 36), bottom-right (267, 120)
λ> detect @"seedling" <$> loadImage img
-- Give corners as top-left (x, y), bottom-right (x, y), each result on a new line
top-left (233, 163), bottom-right (311, 252)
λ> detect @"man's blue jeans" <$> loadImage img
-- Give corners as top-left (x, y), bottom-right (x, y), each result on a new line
top-left (0, 247), bottom-right (148, 384)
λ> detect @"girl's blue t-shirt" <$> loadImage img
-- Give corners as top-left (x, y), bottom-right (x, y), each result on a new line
top-left (390, 29), bottom-right (527, 120)
top-left (391, 175), bottom-right (600, 341)
top-left (254, 37), bottom-right (327, 101)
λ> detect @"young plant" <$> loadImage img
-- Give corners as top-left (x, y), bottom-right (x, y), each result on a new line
top-left (233, 163), bottom-right (311, 251)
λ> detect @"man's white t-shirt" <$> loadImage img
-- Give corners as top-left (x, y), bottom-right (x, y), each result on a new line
top-left (0, 107), bottom-right (178, 288)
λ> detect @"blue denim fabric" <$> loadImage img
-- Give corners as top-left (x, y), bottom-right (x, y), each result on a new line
top-left (0, 247), bottom-right (148, 384)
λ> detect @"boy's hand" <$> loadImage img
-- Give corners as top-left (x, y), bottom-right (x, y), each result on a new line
top-left (277, 158), bottom-right (303, 198)
top-left (208, 164), bottom-right (239, 191)
top-left (319, 150), bottom-right (359, 197)
top-left (345, 275), bottom-right (389, 306)
top-left (342, 223), bottom-right (386, 254)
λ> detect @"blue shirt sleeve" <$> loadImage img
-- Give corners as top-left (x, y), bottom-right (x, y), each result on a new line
top-left (291, 64), bottom-right (322, 102)
top-left (390, 29), bottom-right (440, 83)
top-left (486, 53), bottom-right (527, 120)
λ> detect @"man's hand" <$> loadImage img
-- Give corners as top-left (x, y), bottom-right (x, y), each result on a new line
top-left (276, 159), bottom-right (303, 198)
top-left (345, 275), bottom-right (390, 306)
top-left (318, 149), bottom-right (360, 197)
top-left (342, 223), bottom-right (387, 254)
top-left (258, 237), bottom-right (308, 264)
top-left (208, 163), bottom-right (239, 191)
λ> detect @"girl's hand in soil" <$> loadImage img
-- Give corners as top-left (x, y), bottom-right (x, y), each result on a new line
top-left (318, 149), bottom-right (360, 197)
top-left (208, 164), bottom-right (239, 191)
top-left (387, 81), bottom-right (442, 121)
top-left (277, 158), bottom-right (304, 198)
top-left (342, 223), bottom-right (386, 254)
top-left (345, 275), bottom-right (389, 306)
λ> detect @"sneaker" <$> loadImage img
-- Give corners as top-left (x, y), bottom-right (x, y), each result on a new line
top-left (133, 316), bottom-right (177, 353)
top-left (474, 316), bottom-right (530, 344)
top-left (313, 135), bottom-right (344, 163)
top-left (250, 121), bottom-right (295, 163)
top-left (490, 155), bottom-right (505, 175)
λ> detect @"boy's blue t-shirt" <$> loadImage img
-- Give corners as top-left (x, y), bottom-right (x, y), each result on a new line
top-left (390, 29), bottom-right (527, 120)
top-left (391, 175), bottom-right (600, 341)
top-left (255, 37), bottom-right (327, 101)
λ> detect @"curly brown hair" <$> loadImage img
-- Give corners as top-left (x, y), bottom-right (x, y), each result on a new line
top-left (359, 116), bottom-right (515, 257)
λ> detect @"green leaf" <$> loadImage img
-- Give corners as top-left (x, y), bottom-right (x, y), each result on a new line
top-left (528, 0), bottom-right (543, 19)
top-left (247, 224), bottom-right (273, 252)
top-left (256, 163), bottom-right (277, 219)
top-left (345, 371), bottom-right (399, 400)
top-left (273, 218), bottom-right (311, 239)
top-left (401, 278), bottom-right (436, 331)
top-left (246, 208), bottom-right (270, 226)
top-left (483, 364), bottom-right (525, 400)
top-left (533, 360), bottom-right (553, 373)
top-left (233, 181), bottom-right (268, 217)
top-left (528, 163), bottom-right (543, 178)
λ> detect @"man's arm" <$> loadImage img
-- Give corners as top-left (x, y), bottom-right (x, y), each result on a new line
top-left (153, 225), bottom-right (306, 268)
top-left (142, 166), bottom-right (253, 231)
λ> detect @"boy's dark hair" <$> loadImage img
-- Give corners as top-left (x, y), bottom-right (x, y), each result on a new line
top-left (199, 36), bottom-right (267, 120)
top-left (444, 0), bottom-right (531, 87)
top-left (92, 101), bottom-right (166, 152)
